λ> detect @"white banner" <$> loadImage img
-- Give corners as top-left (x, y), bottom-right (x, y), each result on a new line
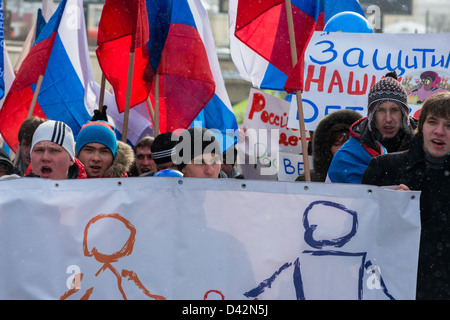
top-left (289, 32), bottom-right (450, 130)
top-left (238, 89), bottom-right (312, 181)
top-left (0, 177), bottom-right (420, 300)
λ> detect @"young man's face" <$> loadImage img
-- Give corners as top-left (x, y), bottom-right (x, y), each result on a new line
top-left (77, 142), bottom-right (113, 178)
top-left (181, 153), bottom-right (221, 178)
top-left (374, 101), bottom-right (404, 139)
top-left (31, 141), bottom-right (74, 179)
top-left (135, 146), bottom-right (156, 175)
top-left (422, 113), bottom-right (450, 158)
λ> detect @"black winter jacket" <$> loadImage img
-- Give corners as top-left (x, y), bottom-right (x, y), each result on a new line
top-left (362, 135), bottom-right (450, 300)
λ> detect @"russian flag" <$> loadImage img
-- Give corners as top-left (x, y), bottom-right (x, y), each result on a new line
top-left (147, 0), bottom-right (216, 134)
top-left (0, 0), bottom-right (154, 152)
top-left (96, 0), bottom-right (152, 113)
top-left (230, 0), bottom-right (364, 92)
top-left (188, 0), bottom-right (238, 153)
top-left (0, 0), bottom-right (77, 152)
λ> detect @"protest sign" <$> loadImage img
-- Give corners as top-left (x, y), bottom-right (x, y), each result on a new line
top-left (0, 177), bottom-right (420, 300)
top-left (237, 89), bottom-right (312, 181)
top-left (288, 32), bottom-right (450, 130)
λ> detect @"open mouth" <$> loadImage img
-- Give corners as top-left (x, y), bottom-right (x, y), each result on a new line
top-left (88, 165), bottom-right (102, 175)
top-left (432, 139), bottom-right (445, 146)
top-left (41, 166), bottom-right (53, 175)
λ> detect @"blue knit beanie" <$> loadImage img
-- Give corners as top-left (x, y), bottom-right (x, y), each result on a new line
top-left (76, 121), bottom-right (118, 158)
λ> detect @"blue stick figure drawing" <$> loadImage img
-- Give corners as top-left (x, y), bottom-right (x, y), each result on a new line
top-left (244, 200), bottom-right (394, 300)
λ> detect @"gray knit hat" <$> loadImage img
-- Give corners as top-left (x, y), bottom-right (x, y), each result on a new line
top-left (367, 71), bottom-right (410, 131)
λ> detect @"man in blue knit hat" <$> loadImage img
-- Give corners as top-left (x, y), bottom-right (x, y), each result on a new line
top-left (76, 120), bottom-right (119, 178)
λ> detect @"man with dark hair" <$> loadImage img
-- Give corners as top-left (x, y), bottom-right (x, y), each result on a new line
top-left (362, 91), bottom-right (450, 299)
top-left (129, 136), bottom-right (156, 176)
top-left (13, 116), bottom-right (46, 176)
top-left (140, 132), bottom-right (179, 176)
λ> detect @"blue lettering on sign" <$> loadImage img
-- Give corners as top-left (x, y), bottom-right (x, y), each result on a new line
top-left (283, 159), bottom-right (295, 175)
top-left (343, 48), bottom-right (369, 68)
top-left (309, 40), bottom-right (337, 65)
top-left (300, 99), bottom-right (319, 123)
top-left (283, 158), bottom-right (305, 175)
top-left (308, 37), bottom-right (450, 77)
top-left (324, 105), bottom-right (340, 115)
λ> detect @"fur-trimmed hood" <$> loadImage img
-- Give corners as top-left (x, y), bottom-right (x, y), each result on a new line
top-left (103, 141), bottom-right (135, 178)
top-left (312, 110), bottom-right (363, 180)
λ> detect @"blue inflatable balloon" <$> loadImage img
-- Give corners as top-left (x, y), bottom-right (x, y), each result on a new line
top-left (324, 11), bottom-right (373, 33)
top-left (154, 169), bottom-right (184, 177)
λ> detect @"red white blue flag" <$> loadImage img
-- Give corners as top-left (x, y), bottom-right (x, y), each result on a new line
top-left (230, 0), bottom-right (365, 92)
top-left (148, 0), bottom-right (216, 133)
top-left (96, 0), bottom-right (151, 113)
top-left (185, 0), bottom-right (238, 152)
top-left (0, 0), bottom-right (79, 152)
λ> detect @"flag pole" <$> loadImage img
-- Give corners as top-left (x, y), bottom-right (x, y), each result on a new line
top-left (146, 97), bottom-right (155, 128)
top-left (17, 73), bottom-right (44, 167)
top-left (19, 74), bottom-right (44, 166)
top-left (99, 73), bottom-right (106, 112)
top-left (122, 52), bottom-right (135, 143)
top-left (285, 0), bottom-right (311, 182)
top-left (154, 73), bottom-right (160, 136)
top-left (27, 74), bottom-right (44, 119)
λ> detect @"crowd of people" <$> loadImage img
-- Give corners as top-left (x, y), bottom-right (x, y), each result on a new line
top-left (0, 108), bottom-right (244, 180)
top-left (0, 71), bottom-right (448, 299)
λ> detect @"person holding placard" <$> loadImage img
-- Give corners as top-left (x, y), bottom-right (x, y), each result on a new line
top-left (362, 91), bottom-right (450, 299)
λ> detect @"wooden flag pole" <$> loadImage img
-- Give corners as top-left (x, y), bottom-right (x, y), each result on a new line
top-left (146, 97), bottom-right (155, 128)
top-left (18, 74), bottom-right (45, 167)
top-left (99, 73), bottom-right (106, 112)
top-left (285, 0), bottom-right (311, 182)
top-left (154, 74), bottom-right (160, 137)
top-left (122, 52), bottom-right (135, 143)
top-left (27, 74), bottom-right (44, 119)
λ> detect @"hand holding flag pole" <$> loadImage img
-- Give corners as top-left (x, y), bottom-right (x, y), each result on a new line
top-left (285, 0), bottom-right (311, 182)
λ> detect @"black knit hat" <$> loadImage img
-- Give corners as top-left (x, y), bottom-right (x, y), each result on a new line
top-left (174, 127), bottom-right (221, 172)
top-left (367, 71), bottom-right (409, 131)
top-left (0, 148), bottom-right (13, 175)
top-left (150, 132), bottom-right (179, 164)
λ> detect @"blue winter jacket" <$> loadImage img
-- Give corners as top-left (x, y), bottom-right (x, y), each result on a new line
top-left (326, 117), bottom-right (416, 184)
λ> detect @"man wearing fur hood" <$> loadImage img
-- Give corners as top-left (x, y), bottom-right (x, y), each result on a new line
top-left (297, 109), bottom-right (362, 182)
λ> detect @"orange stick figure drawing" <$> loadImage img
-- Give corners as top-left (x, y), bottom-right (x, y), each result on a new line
top-left (60, 213), bottom-right (166, 300)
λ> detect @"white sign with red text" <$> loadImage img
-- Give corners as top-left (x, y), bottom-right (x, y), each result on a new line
top-left (238, 89), bottom-right (311, 180)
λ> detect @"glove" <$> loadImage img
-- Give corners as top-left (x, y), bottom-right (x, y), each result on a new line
top-left (91, 105), bottom-right (108, 122)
